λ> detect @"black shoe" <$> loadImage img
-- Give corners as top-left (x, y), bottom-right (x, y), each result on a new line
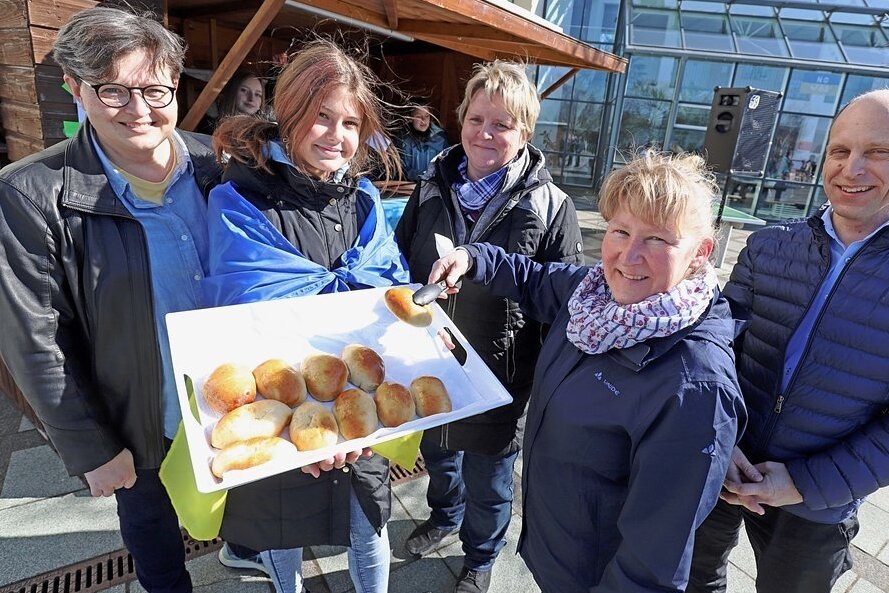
top-left (405, 519), bottom-right (459, 556)
top-left (454, 567), bottom-right (491, 593)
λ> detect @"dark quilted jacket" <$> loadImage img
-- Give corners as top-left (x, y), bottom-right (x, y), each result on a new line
top-left (725, 211), bottom-right (889, 523)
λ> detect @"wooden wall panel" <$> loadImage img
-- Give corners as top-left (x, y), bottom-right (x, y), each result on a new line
top-left (30, 25), bottom-right (57, 65)
top-left (0, 65), bottom-right (37, 103)
top-left (5, 131), bottom-right (45, 160)
top-left (0, 0), bottom-right (28, 28)
top-left (0, 28), bottom-right (34, 66)
top-left (1, 101), bottom-right (42, 138)
top-left (178, 17), bottom-right (287, 70)
top-left (27, 0), bottom-right (97, 29)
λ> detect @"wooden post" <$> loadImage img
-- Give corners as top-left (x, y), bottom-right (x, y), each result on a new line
top-left (179, 0), bottom-right (284, 131)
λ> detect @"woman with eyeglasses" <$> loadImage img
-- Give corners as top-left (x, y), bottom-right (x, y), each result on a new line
top-left (0, 6), bottom-right (221, 593)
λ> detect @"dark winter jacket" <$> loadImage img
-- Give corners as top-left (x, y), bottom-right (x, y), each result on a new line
top-left (463, 243), bottom-right (746, 593)
top-left (394, 123), bottom-right (449, 181)
top-left (214, 157), bottom-right (392, 550)
top-left (0, 124), bottom-right (221, 475)
top-left (726, 213), bottom-right (889, 524)
top-left (395, 144), bottom-right (584, 455)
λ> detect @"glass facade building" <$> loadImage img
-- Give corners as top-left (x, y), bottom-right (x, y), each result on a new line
top-left (530, 0), bottom-right (889, 221)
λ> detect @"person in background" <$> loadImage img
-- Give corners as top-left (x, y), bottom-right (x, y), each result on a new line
top-left (395, 61), bottom-right (583, 593)
top-left (0, 7), bottom-right (221, 591)
top-left (688, 89), bottom-right (889, 593)
top-left (197, 71), bottom-right (265, 133)
top-left (394, 102), bottom-right (449, 181)
top-left (204, 39), bottom-right (406, 593)
top-left (427, 150), bottom-right (746, 593)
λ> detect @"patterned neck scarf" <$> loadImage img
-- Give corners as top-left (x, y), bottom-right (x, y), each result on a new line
top-left (452, 156), bottom-right (508, 214)
top-left (565, 262), bottom-right (718, 356)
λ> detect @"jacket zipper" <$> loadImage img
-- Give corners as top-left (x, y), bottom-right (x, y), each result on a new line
top-left (755, 244), bottom-right (868, 456)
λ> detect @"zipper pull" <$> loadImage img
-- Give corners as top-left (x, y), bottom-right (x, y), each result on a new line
top-left (774, 394), bottom-right (785, 414)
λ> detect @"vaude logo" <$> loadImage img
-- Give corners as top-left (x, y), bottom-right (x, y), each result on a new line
top-left (594, 371), bottom-right (621, 397)
top-left (748, 95), bottom-right (761, 110)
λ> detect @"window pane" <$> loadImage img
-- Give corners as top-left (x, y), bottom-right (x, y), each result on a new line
top-left (582, 1), bottom-right (620, 45)
top-left (618, 98), bottom-right (671, 152)
top-left (675, 104), bottom-right (710, 127)
top-left (681, 12), bottom-right (735, 51)
top-left (833, 24), bottom-right (889, 65)
top-left (755, 182), bottom-right (812, 221)
top-left (571, 103), bottom-right (605, 158)
top-left (630, 9), bottom-right (682, 48)
top-left (782, 20), bottom-right (845, 61)
top-left (573, 69), bottom-right (609, 102)
top-left (681, 1), bottom-right (725, 12)
top-left (807, 187), bottom-right (828, 217)
top-left (783, 70), bottom-right (841, 115)
top-left (733, 63), bottom-right (787, 93)
top-left (767, 113), bottom-right (831, 183)
top-left (829, 11), bottom-right (878, 25)
top-left (534, 99), bottom-right (572, 154)
top-left (633, 0), bottom-right (679, 8)
top-left (535, 66), bottom-right (574, 100)
top-left (624, 55), bottom-right (679, 99)
top-left (679, 60), bottom-right (733, 103)
top-left (729, 4), bottom-right (775, 16)
top-left (731, 16), bottom-right (790, 56)
top-left (841, 74), bottom-right (889, 105)
top-left (669, 127), bottom-right (706, 154)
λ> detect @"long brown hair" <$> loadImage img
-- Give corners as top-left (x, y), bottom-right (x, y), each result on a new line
top-left (214, 39), bottom-right (400, 180)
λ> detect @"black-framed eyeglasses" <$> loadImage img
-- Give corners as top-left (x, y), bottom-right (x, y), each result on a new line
top-left (81, 80), bottom-right (177, 108)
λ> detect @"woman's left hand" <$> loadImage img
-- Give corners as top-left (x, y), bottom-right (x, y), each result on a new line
top-left (300, 447), bottom-right (374, 478)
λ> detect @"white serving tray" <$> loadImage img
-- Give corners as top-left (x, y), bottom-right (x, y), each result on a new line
top-left (166, 284), bottom-right (512, 493)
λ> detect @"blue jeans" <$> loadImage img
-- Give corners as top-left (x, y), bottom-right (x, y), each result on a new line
top-left (421, 440), bottom-right (519, 571)
top-left (115, 466), bottom-right (191, 593)
top-left (231, 487), bottom-right (389, 593)
top-left (688, 498), bottom-right (859, 593)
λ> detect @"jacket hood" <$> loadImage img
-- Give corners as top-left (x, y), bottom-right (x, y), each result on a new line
top-left (425, 142), bottom-right (552, 192)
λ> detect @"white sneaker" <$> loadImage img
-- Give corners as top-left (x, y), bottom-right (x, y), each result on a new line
top-left (218, 542), bottom-right (270, 576)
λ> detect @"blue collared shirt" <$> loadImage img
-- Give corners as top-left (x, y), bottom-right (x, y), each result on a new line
top-left (780, 207), bottom-right (889, 393)
top-left (92, 132), bottom-right (210, 438)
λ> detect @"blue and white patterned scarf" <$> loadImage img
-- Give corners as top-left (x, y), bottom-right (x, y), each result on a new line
top-left (452, 156), bottom-right (508, 214)
top-left (565, 262), bottom-right (718, 355)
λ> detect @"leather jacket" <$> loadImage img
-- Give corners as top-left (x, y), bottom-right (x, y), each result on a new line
top-left (0, 124), bottom-right (221, 475)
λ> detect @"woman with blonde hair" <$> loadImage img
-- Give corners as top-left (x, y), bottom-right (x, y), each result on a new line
top-left (203, 39), bottom-right (407, 593)
top-left (426, 150), bottom-right (747, 593)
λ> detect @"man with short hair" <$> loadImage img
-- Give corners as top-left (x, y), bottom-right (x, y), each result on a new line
top-left (687, 89), bottom-right (889, 593)
top-left (0, 7), bottom-right (220, 591)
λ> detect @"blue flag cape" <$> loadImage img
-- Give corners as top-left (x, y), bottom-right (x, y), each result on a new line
top-left (203, 177), bottom-right (410, 306)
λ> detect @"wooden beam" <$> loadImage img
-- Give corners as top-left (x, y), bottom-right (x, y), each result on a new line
top-left (0, 0), bottom-right (28, 28)
top-left (27, 0), bottom-right (97, 29)
top-left (382, 0), bottom-right (398, 29)
top-left (180, 0), bottom-right (285, 131)
top-left (411, 36), bottom-right (496, 62)
top-left (0, 66), bottom-right (38, 103)
top-left (30, 25), bottom-right (57, 64)
top-left (413, 33), bottom-right (591, 69)
top-left (0, 101), bottom-right (42, 138)
top-left (397, 19), bottom-right (516, 41)
top-left (0, 28), bottom-right (34, 66)
top-left (540, 68), bottom-right (579, 100)
top-left (6, 131), bottom-right (46, 161)
top-left (169, 0), bottom-right (262, 19)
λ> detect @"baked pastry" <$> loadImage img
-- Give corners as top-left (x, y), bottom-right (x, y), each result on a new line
top-left (375, 382), bottom-right (416, 427)
top-left (334, 388), bottom-right (379, 440)
top-left (383, 286), bottom-right (433, 327)
top-left (410, 376), bottom-right (452, 417)
top-left (253, 359), bottom-right (307, 406)
top-left (210, 436), bottom-right (296, 478)
top-left (202, 363), bottom-right (257, 414)
top-left (301, 354), bottom-right (349, 402)
top-left (289, 401), bottom-right (339, 450)
top-left (342, 344), bottom-right (385, 392)
top-left (210, 399), bottom-right (293, 449)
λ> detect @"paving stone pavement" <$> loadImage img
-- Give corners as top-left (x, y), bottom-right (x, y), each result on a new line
top-left (0, 204), bottom-right (887, 593)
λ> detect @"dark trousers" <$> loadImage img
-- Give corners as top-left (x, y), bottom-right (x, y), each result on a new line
top-left (688, 498), bottom-right (858, 593)
top-left (421, 439), bottom-right (519, 571)
top-left (115, 466), bottom-right (191, 593)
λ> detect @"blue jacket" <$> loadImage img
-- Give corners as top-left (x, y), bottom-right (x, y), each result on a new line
top-left (726, 213), bottom-right (889, 524)
top-left (395, 124), bottom-right (449, 181)
top-left (464, 243), bottom-right (746, 593)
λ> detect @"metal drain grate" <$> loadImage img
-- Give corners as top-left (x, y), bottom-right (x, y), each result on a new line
top-left (2, 530), bottom-right (222, 593)
top-left (389, 456), bottom-right (427, 485)
top-left (3, 459), bottom-right (427, 593)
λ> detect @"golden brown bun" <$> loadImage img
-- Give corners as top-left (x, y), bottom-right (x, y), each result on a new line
top-left (375, 382), bottom-right (416, 427)
top-left (210, 436), bottom-right (296, 478)
top-left (384, 286), bottom-right (433, 327)
top-left (342, 344), bottom-right (385, 392)
top-left (333, 388), bottom-right (379, 440)
top-left (210, 399), bottom-right (293, 449)
top-left (253, 359), bottom-right (307, 406)
top-left (289, 401), bottom-right (339, 450)
top-left (301, 354), bottom-right (349, 402)
top-left (410, 376), bottom-right (452, 417)
top-left (203, 363), bottom-right (257, 414)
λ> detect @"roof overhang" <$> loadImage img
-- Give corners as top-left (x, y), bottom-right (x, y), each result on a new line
top-left (178, 0), bottom-right (627, 130)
